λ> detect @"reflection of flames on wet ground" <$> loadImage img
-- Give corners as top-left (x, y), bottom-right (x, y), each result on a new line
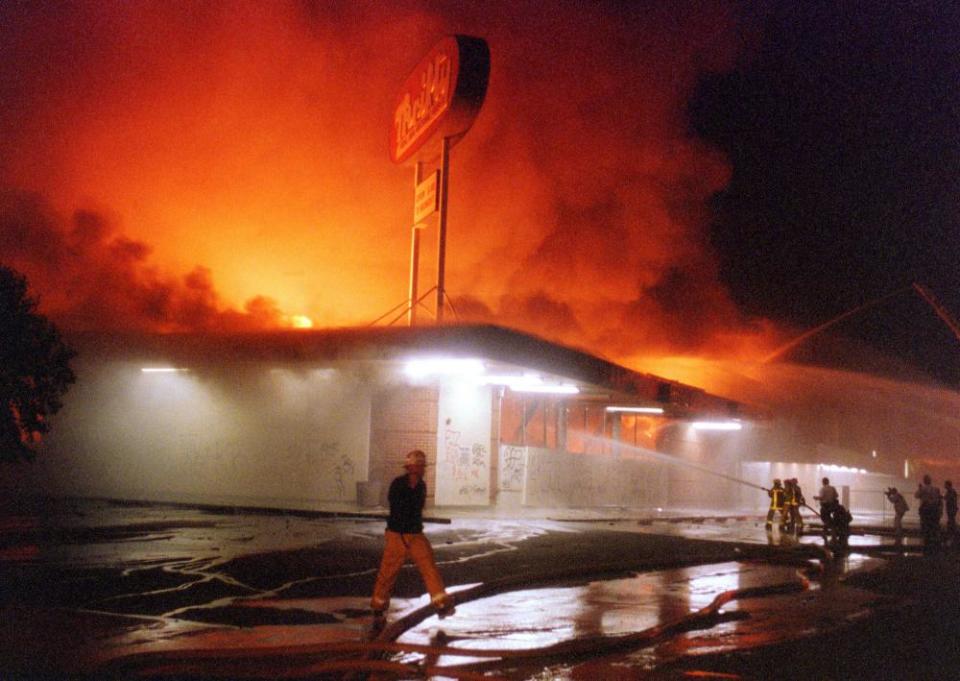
top-left (0, 499), bottom-right (926, 679)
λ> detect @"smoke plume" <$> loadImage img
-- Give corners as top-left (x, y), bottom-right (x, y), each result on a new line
top-left (0, 1), bottom-right (777, 360)
top-left (0, 190), bottom-right (282, 332)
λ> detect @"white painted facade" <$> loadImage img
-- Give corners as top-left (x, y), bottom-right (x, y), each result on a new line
top-left (435, 383), bottom-right (492, 505)
top-left (2, 326), bottom-right (753, 513)
top-left (32, 359), bottom-right (374, 510)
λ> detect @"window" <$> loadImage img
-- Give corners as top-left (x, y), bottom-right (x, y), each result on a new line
top-left (566, 403), bottom-right (605, 454)
top-left (544, 401), bottom-right (558, 449)
top-left (523, 399), bottom-right (546, 447)
top-left (620, 413), bottom-right (637, 445)
top-left (616, 413), bottom-right (660, 449)
top-left (500, 391), bottom-right (524, 445)
top-left (584, 406), bottom-right (604, 454)
top-left (500, 392), bottom-right (559, 448)
top-left (566, 404), bottom-right (586, 453)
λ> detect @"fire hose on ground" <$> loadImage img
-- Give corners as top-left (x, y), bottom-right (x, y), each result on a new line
top-left (99, 529), bottom-right (929, 681)
top-left (96, 547), bottom-right (822, 680)
top-left (351, 547), bottom-right (821, 680)
top-left (95, 521), bottom-right (926, 680)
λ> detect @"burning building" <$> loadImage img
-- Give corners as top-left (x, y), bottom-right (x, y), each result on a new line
top-left (3, 4), bottom-right (957, 520)
top-left (4, 325), bottom-right (757, 514)
top-left (0, 323), bottom-right (952, 520)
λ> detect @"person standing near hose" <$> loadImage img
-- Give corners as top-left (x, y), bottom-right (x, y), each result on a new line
top-left (814, 477), bottom-right (839, 536)
top-left (885, 487), bottom-right (909, 542)
top-left (781, 479), bottom-right (796, 533)
top-left (370, 449), bottom-right (455, 633)
top-left (944, 480), bottom-right (957, 546)
top-left (765, 479), bottom-right (785, 532)
top-left (786, 478), bottom-right (805, 534)
top-left (914, 474), bottom-right (942, 552)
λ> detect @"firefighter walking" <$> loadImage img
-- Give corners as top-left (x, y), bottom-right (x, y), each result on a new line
top-left (370, 449), bottom-right (455, 634)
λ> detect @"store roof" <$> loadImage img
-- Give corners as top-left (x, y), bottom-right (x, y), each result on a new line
top-left (68, 324), bottom-right (744, 418)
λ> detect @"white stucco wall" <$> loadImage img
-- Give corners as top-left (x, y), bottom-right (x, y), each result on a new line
top-left (434, 383), bottom-right (492, 505)
top-left (31, 359), bottom-right (373, 509)
top-left (740, 461), bottom-right (906, 514)
top-left (520, 446), bottom-right (666, 509)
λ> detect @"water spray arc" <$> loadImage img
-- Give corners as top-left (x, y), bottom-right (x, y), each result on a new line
top-left (762, 283), bottom-right (960, 364)
top-left (585, 435), bottom-right (833, 526)
top-left (912, 283), bottom-right (960, 344)
top-left (584, 434), bottom-right (767, 492)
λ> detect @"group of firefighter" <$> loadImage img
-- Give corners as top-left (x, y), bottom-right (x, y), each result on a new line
top-left (765, 476), bottom-right (853, 546)
top-left (908, 474), bottom-right (958, 551)
top-left (766, 474), bottom-right (960, 551)
top-left (765, 478), bottom-right (804, 534)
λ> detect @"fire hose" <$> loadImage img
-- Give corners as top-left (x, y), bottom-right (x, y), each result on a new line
top-left (354, 549), bottom-right (819, 679)
top-left (100, 548), bottom-right (820, 680)
top-left (247, 575), bottom-right (810, 680)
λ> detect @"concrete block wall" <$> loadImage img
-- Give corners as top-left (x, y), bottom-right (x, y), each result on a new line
top-left (368, 386), bottom-right (439, 506)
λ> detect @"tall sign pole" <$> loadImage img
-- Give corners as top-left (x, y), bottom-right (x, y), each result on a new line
top-left (408, 161), bottom-right (424, 325)
top-left (435, 137), bottom-right (451, 322)
top-left (389, 35), bottom-right (490, 325)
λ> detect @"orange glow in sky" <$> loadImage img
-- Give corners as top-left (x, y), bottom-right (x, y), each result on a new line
top-left (288, 315), bottom-right (314, 330)
top-left (0, 1), bottom-right (782, 361)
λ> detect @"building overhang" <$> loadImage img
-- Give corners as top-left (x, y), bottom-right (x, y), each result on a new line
top-left (67, 324), bottom-right (748, 421)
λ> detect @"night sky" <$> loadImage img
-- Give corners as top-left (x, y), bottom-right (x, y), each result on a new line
top-left (1, 1), bottom-right (959, 387)
top-left (691, 2), bottom-right (960, 385)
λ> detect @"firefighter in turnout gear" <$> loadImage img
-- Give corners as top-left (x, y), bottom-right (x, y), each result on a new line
top-left (766, 479), bottom-right (786, 531)
top-left (784, 478), bottom-right (805, 534)
top-left (370, 450), bottom-right (455, 636)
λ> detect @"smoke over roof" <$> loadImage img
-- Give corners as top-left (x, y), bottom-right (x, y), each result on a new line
top-left (0, 1), bottom-right (775, 359)
top-left (0, 190), bottom-right (282, 332)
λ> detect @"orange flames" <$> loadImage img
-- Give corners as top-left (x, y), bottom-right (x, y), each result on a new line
top-left (0, 1), bottom-right (783, 362)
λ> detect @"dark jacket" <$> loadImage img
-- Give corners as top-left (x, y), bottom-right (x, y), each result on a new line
top-left (387, 474), bottom-right (425, 534)
top-left (946, 487), bottom-right (958, 516)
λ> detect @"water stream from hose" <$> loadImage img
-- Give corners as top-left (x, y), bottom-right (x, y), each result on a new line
top-left (584, 434), bottom-right (769, 492)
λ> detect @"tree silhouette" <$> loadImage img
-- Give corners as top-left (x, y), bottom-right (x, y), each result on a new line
top-left (0, 265), bottom-right (76, 462)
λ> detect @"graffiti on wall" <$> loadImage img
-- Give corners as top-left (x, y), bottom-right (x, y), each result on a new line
top-left (316, 441), bottom-right (354, 499)
top-left (441, 427), bottom-right (488, 499)
top-left (434, 384), bottom-right (492, 506)
top-left (499, 445), bottom-right (526, 491)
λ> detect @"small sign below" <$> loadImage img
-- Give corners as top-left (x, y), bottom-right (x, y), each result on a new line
top-left (414, 170), bottom-right (439, 225)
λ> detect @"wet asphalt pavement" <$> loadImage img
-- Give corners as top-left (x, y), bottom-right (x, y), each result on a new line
top-left (0, 498), bottom-right (957, 680)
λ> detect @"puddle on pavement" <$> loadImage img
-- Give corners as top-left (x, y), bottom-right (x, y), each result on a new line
top-left (394, 561), bottom-right (808, 670)
top-left (383, 556), bottom-right (886, 679)
top-left (1, 501), bottom-right (910, 679)
top-left (89, 560), bottom-right (819, 675)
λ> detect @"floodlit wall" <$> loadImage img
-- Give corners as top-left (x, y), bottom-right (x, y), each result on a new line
top-left (367, 385), bottom-right (439, 507)
top-left (740, 461), bottom-right (906, 515)
top-left (496, 444), bottom-right (527, 509)
top-left (435, 383), bottom-right (492, 505)
top-left (31, 357), bottom-right (373, 510)
top-left (657, 424), bottom-right (746, 510)
top-left (514, 445), bottom-right (668, 509)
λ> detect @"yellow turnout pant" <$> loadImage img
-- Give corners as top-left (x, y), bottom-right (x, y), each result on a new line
top-left (371, 530), bottom-right (449, 611)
